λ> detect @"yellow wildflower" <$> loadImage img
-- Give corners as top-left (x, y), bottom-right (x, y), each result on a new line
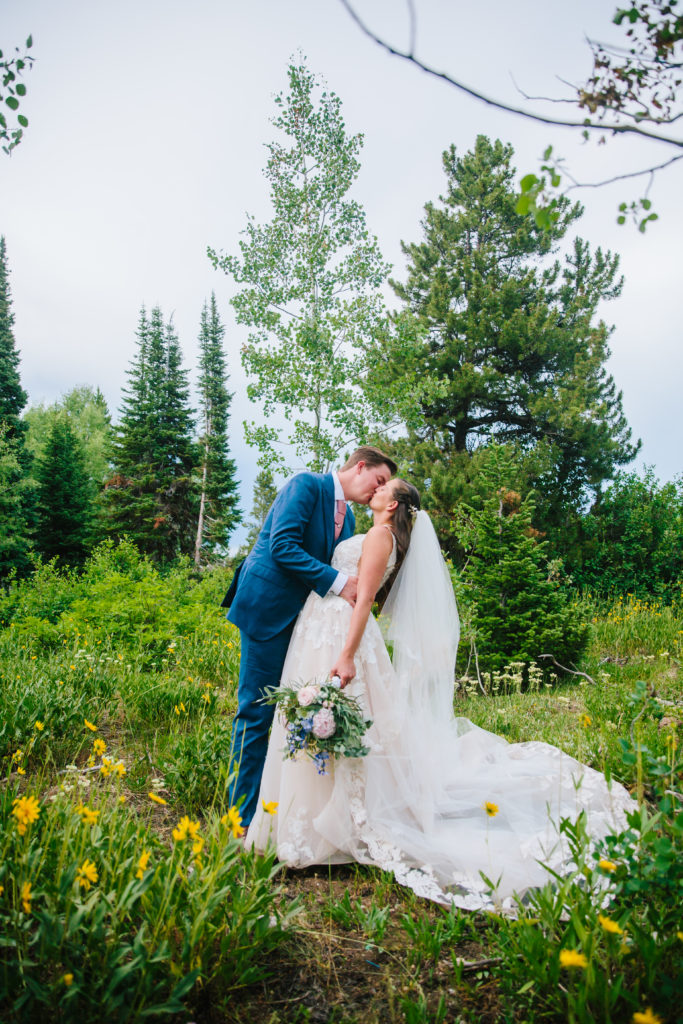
top-left (598, 914), bottom-right (623, 935)
top-left (221, 806), bottom-right (244, 838)
top-left (84, 719), bottom-right (97, 732)
top-left (148, 792), bottom-right (167, 805)
top-left (484, 801), bottom-right (499, 818)
top-left (262, 800), bottom-right (279, 815)
top-left (79, 805), bottom-right (100, 826)
top-left (172, 815), bottom-right (200, 842)
top-left (63, 973), bottom-right (74, 986)
top-left (100, 757), bottom-right (112, 777)
top-left (76, 859), bottom-right (98, 891)
top-left (632, 1010), bottom-right (663, 1024)
top-left (11, 749), bottom-right (23, 762)
top-left (579, 713), bottom-right (591, 728)
top-left (0, 885), bottom-right (3, 896)
top-left (598, 859), bottom-right (617, 873)
top-left (201, 692), bottom-right (211, 703)
top-left (17, 766), bottom-right (25, 775)
top-left (677, 931), bottom-right (683, 942)
top-left (34, 720), bottom-right (45, 731)
top-left (559, 949), bottom-right (588, 969)
top-left (21, 881), bottom-right (32, 913)
top-left (112, 761), bottom-right (126, 778)
top-left (118, 795), bottom-right (127, 804)
top-left (93, 738), bottom-right (106, 757)
top-left (12, 794), bottom-right (41, 835)
top-left (136, 850), bottom-right (151, 879)
top-left (192, 836), bottom-right (204, 857)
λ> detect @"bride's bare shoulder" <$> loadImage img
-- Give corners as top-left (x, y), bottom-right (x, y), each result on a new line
top-left (362, 525), bottom-right (394, 551)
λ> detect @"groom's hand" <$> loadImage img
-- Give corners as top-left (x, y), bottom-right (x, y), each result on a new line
top-left (340, 575), bottom-right (358, 607)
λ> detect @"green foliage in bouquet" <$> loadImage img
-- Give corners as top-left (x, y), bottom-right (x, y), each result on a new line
top-left (265, 680), bottom-right (372, 774)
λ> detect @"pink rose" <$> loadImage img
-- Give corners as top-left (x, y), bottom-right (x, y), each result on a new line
top-left (297, 685), bottom-right (320, 707)
top-left (312, 707), bottom-right (336, 739)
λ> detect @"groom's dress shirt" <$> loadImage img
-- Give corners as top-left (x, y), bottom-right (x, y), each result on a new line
top-left (329, 472), bottom-right (348, 596)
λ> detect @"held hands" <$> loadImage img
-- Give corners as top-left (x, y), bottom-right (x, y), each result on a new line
top-left (330, 654), bottom-right (356, 688)
top-left (339, 575), bottom-right (358, 607)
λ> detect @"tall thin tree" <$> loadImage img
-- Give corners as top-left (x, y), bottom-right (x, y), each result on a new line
top-left (0, 236), bottom-right (32, 576)
top-left (194, 293), bottom-right (241, 564)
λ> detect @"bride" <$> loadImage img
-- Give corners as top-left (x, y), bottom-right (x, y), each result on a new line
top-left (247, 479), bottom-right (634, 911)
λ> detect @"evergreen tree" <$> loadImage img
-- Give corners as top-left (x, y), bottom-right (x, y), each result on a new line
top-left (194, 294), bottom-right (241, 564)
top-left (103, 306), bottom-right (198, 562)
top-left (240, 467), bottom-right (277, 555)
top-left (457, 447), bottom-right (589, 681)
top-left (391, 136), bottom-right (639, 548)
top-left (0, 235), bottom-right (32, 577)
top-left (35, 416), bottom-right (93, 565)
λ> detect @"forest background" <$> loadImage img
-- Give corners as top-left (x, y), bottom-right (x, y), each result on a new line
top-left (0, 3), bottom-right (681, 1023)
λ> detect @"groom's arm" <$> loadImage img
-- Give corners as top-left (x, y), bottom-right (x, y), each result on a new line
top-left (269, 474), bottom-right (339, 598)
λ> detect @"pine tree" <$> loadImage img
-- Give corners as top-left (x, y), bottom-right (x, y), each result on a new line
top-left (35, 416), bottom-right (93, 565)
top-left (194, 293), bottom-right (241, 564)
top-left (0, 235), bottom-right (32, 577)
top-left (103, 306), bottom-right (198, 562)
top-left (392, 136), bottom-right (639, 546)
top-left (457, 447), bottom-right (589, 681)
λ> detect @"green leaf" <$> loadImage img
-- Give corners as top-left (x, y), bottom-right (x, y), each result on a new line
top-left (26, 35), bottom-right (33, 48)
top-left (17, 115), bottom-right (28, 128)
top-left (16, 84), bottom-right (27, 97)
top-left (616, 216), bottom-right (626, 225)
top-left (542, 145), bottom-right (553, 161)
top-left (520, 174), bottom-right (538, 193)
top-left (515, 194), bottom-right (532, 216)
top-left (640, 198), bottom-right (652, 210)
top-left (5, 96), bottom-right (19, 111)
top-left (550, 173), bottom-right (561, 188)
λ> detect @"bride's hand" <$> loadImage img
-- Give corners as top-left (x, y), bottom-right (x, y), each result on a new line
top-left (330, 654), bottom-right (356, 688)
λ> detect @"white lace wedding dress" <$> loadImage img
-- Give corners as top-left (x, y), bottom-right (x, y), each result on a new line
top-left (247, 532), bottom-right (635, 912)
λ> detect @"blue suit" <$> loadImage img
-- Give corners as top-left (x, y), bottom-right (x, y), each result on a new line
top-left (225, 472), bottom-right (355, 825)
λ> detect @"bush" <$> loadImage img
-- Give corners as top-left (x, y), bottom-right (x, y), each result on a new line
top-left (0, 784), bottom-right (293, 1022)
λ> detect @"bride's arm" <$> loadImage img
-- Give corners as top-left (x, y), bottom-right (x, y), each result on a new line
top-left (329, 526), bottom-right (393, 687)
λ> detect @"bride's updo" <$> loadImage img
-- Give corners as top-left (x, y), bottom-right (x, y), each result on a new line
top-left (376, 479), bottom-right (421, 609)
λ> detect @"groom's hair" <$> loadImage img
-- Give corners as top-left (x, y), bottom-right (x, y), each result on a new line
top-left (341, 445), bottom-right (397, 476)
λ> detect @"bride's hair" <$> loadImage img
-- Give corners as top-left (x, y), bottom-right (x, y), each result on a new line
top-left (376, 479), bottom-right (421, 611)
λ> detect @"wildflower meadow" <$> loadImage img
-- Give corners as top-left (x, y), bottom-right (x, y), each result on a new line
top-left (0, 540), bottom-right (681, 1023)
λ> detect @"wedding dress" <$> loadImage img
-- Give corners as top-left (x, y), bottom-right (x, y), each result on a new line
top-left (247, 523), bottom-right (635, 912)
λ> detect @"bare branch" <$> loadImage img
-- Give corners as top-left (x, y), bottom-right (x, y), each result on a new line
top-left (563, 152), bottom-right (683, 190)
top-left (338, 0), bottom-right (683, 148)
top-left (538, 654), bottom-right (595, 684)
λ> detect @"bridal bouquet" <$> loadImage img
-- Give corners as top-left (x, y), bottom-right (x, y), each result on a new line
top-left (263, 677), bottom-right (372, 775)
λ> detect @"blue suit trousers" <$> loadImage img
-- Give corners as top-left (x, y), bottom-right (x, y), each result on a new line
top-left (228, 623), bottom-right (295, 827)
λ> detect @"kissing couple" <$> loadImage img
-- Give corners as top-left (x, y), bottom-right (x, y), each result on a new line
top-left (223, 446), bottom-right (634, 911)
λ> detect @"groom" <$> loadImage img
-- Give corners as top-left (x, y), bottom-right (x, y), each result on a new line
top-left (223, 445), bottom-right (396, 828)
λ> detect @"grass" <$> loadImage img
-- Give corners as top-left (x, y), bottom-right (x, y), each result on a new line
top-left (0, 545), bottom-right (680, 1022)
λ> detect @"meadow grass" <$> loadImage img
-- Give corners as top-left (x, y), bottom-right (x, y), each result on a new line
top-left (0, 545), bottom-right (680, 1022)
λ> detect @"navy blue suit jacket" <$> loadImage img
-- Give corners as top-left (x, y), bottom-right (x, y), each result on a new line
top-left (227, 472), bottom-right (355, 641)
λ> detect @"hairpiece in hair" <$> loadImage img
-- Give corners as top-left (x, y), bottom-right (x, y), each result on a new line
top-left (409, 505), bottom-right (418, 520)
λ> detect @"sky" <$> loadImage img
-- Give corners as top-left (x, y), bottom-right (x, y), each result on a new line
top-left (2, 0), bottom-right (681, 531)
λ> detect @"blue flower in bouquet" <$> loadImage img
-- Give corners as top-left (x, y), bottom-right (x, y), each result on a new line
top-left (313, 751), bottom-right (330, 775)
top-left (301, 715), bottom-right (314, 734)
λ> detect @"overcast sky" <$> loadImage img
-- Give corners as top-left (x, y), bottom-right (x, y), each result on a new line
top-left (2, 0), bottom-right (681, 527)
